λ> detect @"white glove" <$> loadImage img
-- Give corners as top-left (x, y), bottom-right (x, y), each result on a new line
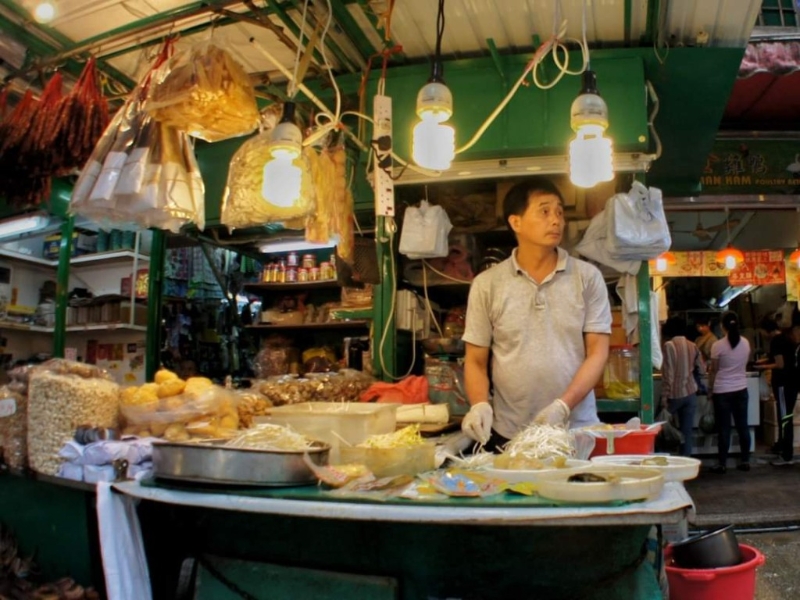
top-left (533, 399), bottom-right (571, 427)
top-left (461, 402), bottom-right (494, 444)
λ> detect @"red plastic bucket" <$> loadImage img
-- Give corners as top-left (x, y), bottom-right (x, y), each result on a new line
top-left (588, 425), bottom-right (660, 457)
top-left (665, 543), bottom-right (765, 600)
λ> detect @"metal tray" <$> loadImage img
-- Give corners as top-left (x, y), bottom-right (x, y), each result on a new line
top-left (152, 439), bottom-right (330, 487)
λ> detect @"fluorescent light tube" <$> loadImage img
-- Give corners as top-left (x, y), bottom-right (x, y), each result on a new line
top-left (0, 214), bottom-right (51, 239)
top-left (259, 236), bottom-right (339, 254)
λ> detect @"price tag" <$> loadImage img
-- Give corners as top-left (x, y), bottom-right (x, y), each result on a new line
top-left (0, 398), bottom-right (17, 418)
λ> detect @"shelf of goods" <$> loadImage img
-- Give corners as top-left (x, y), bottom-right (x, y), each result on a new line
top-left (245, 321), bottom-right (369, 331)
top-left (243, 281), bottom-right (340, 292)
top-left (0, 230), bottom-right (151, 368)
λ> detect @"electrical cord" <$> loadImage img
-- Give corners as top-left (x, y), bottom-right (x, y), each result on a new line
top-left (288, 0), bottom-right (311, 99)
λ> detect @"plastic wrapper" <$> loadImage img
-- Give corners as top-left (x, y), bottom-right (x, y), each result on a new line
top-left (71, 41), bottom-right (205, 233)
top-left (221, 130), bottom-right (316, 230)
top-left (235, 389), bottom-right (273, 428)
top-left (7, 364), bottom-right (33, 395)
top-left (0, 385), bottom-right (27, 470)
top-left (27, 361), bottom-right (120, 475)
top-left (341, 285), bottom-right (373, 308)
top-left (305, 145), bottom-right (353, 261)
top-left (256, 369), bottom-right (375, 406)
top-left (146, 41), bottom-right (259, 142)
top-left (119, 375), bottom-right (239, 441)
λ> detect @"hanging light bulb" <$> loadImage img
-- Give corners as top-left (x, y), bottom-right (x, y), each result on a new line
top-left (654, 251), bottom-right (677, 273)
top-left (716, 247), bottom-right (744, 270)
top-left (262, 102), bottom-right (303, 208)
top-left (412, 0), bottom-right (455, 171)
top-left (569, 70), bottom-right (614, 188)
top-left (33, 1), bottom-right (57, 23)
top-left (413, 80), bottom-right (455, 171)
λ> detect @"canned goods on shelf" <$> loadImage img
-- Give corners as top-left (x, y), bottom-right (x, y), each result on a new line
top-left (302, 254), bottom-right (316, 269)
top-left (285, 267), bottom-right (298, 283)
top-left (309, 267), bottom-right (321, 281)
top-left (287, 252), bottom-right (299, 267)
top-left (320, 261), bottom-right (334, 280)
top-left (297, 267), bottom-right (309, 282)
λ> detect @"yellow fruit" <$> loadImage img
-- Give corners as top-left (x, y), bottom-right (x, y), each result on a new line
top-left (155, 369), bottom-right (179, 384)
top-left (219, 414), bottom-right (238, 430)
top-left (186, 418), bottom-right (218, 438)
top-left (164, 424), bottom-right (190, 441)
top-left (157, 379), bottom-right (186, 398)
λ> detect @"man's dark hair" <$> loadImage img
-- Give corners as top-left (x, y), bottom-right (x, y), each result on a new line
top-left (758, 316), bottom-right (779, 333)
top-left (695, 315), bottom-right (711, 327)
top-left (662, 317), bottom-right (687, 340)
top-left (503, 177), bottom-right (565, 227)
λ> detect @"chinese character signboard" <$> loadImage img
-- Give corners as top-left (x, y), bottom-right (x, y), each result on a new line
top-left (702, 139), bottom-right (800, 194)
top-left (727, 251), bottom-right (785, 286)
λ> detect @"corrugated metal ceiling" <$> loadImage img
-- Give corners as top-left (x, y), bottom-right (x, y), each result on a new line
top-left (0, 0), bottom-right (762, 95)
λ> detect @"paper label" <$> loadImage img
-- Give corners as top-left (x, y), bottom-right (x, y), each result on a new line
top-left (0, 398), bottom-right (16, 418)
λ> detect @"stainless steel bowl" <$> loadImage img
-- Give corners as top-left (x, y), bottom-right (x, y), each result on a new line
top-left (421, 337), bottom-right (465, 356)
top-left (152, 439), bottom-right (330, 487)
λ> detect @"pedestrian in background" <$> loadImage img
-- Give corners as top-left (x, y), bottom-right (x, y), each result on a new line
top-left (708, 311), bottom-right (751, 474)
top-left (754, 316), bottom-right (796, 460)
top-left (661, 318), bottom-right (704, 457)
top-left (694, 315), bottom-right (718, 364)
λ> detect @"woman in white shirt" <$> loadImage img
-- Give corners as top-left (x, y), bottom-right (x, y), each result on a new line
top-left (708, 311), bottom-right (751, 474)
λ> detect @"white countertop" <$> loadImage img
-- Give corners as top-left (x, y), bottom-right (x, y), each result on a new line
top-left (113, 480), bottom-right (695, 527)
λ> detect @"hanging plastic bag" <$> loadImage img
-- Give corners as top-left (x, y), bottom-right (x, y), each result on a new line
top-left (220, 129), bottom-right (316, 230)
top-left (654, 406), bottom-right (683, 454)
top-left (575, 208), bottom-right (640, 275)
top-left (360, 376), bottom-right (429, 404)
top-left (399, 201), bottom-right (452, 259)
top-left (605, 181), bottom-right (671, 259)
top-left (146, 41), bottom-right (260, 142)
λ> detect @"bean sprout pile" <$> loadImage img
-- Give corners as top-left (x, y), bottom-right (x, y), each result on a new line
top-left (224, 423), bottom-right (315, 451)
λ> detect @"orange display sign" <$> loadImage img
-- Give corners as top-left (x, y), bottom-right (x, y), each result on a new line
top-left (728, 251), bottom-right (785, 286)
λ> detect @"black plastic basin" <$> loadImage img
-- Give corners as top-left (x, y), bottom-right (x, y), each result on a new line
top-left (670, 524), bottom-right (742, 569)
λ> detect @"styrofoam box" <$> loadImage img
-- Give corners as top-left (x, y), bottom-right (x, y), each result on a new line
top-left (255, 402), bottom-right (399, 461)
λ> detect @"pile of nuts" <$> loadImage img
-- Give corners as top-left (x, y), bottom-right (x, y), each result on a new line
top-left (256, 370), bottom-right (374, 406)
top-left (28, 366), bottom-right (119, 475)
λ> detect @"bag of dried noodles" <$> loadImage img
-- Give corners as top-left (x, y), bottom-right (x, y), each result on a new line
top-left (146, 41), bottom-right (260, 142)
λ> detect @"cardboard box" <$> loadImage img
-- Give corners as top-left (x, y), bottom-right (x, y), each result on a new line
top-left (762, 400), bottom-right (778, 425)
top-left (120, 269), bottom-right (149, 299)
top-left (763, 423), bottom-right (780, 447)
top-left (120, 302), bottom-right (147, 326)
top-left (43, 232), bottom-right (96, 260)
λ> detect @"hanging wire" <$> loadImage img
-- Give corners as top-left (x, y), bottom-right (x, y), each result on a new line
top-left (288, 0), bottom-right (311, 98)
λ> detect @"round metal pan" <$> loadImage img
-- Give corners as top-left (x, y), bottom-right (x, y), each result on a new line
top-left (152, 439), bottom-right (330, 487)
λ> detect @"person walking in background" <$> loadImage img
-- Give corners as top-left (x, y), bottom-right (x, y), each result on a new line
top-left (661, 318), bottom-right (704, 457)
top-left (754, 316), bottom-right (796, 459)
top-left (695, 315), bottom-right (718, 364)
top-left (771, 314), bottom-right (800, 466)
top-left (708, 311), bottom-right (752, 474)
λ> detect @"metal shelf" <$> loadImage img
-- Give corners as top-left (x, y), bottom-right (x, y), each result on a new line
top-left (65, 324), bottom-right (148, 332)
top-left (69, 250), bottom-right (150, 267)
top-left (244, 281), bottom-right (340, 292)
top-left (0, 321), bottom-right (54, 333)
top-left (246, 320), bottom-right (369, 331)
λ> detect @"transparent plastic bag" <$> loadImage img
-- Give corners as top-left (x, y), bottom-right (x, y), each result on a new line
top-left (221, 130), bottom-right (316, 230)
top-left (146, 41), bottom-right (259, 142)
top-left (399, 201), bottom-right (453, 259)
top-left (605, 182), bottom-right (671, 259)
top-left (28, 361), bottom-right (120, 475)
top-left (120, 380), bottom-right (239, 441)
top-left (0, 385), bottom-right (27, 470)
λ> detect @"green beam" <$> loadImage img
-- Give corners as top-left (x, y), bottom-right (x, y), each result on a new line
top-left (636, 260), bottom-right (654, 425)
top-left (329, 0), bottom-right (378, 61)
top-left (641, 0), bottom-right (658, 46)
top-left (372, 216), bottom-right (396, 380)
top-left (354, 0), bottom-right (406, 61)
top-left (0, 0), bottom-right (134, 89)
top-left (271, 0), bottom-right (358, 73)
top-left (624, 0), bottom-right (633, 46)
top-left (146, 230), bottom-right (167, 381)
top-left (53, 216), bottom-right (74, 358)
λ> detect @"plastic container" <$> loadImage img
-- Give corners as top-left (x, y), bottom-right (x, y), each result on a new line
top-left (588, 425), bottom-right (660, 457)
top-left (664, 543), bottom-right (765, 600)
top-left (339, 443), bottom-right (435, 477)
top-left (604, 345), bottom-right (640, 399)
top-left (257, 402), bottom-right (398, 462)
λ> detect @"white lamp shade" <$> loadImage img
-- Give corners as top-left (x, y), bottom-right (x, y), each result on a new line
top-left (569, 125), bottom-right (614, 188)
top-left (413, 118), bottom-right (455, 171)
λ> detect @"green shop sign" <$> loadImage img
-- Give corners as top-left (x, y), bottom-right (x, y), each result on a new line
top-left (700, 139), bottom-right (800, 194)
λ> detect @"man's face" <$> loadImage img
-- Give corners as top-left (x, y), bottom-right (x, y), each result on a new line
top-left (508, 192), bottom-right (565, 247)
top-left (697, 324), bottom-right (709, 335)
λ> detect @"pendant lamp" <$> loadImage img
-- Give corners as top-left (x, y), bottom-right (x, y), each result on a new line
top-left (412, 0), bottom-right (455, 171)
top-left (569, 70), bottom-right (614, 188)
top-left (261, 102), bottom-right (304, 208)
top-left (654, 251), bottom-right (677, 273)
top-left (34, 1), bottom-right (57, 23)
top-left (715, 208), bottom-right (743, 270)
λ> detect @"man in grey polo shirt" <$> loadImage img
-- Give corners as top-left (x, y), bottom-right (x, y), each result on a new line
top-left (461, 178), bottom-right (612, 451)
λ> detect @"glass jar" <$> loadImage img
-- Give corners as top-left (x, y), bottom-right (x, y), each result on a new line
top-left (287, 252), bottom-right (299, 267)
top-left (302, 254), bottom-right (316, 269)
top-left (603, 345), bottom-right (641, 399)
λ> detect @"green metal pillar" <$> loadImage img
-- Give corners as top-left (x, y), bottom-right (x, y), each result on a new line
top-left (145, 229), bottom-right (166, 381)
top-left (637, 261), bottom-right (654, 424)
top-left (53, 216), bottom-right (74, 358)
top-left (372, 217), bottom-right (396, 380)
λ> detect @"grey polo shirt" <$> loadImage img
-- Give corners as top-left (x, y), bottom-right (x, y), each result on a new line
top-left (462, 247), bottom-right (612, 439)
